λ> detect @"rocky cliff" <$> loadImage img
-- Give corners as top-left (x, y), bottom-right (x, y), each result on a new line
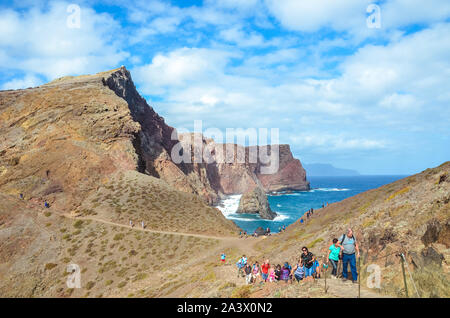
top-left (236, 186), bottom-right (277, 220)
top-left (178, 134), bottom-right (310, 196)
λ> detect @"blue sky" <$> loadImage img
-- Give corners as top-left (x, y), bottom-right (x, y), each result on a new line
top-left (1, 0), bottom-right (449, 175)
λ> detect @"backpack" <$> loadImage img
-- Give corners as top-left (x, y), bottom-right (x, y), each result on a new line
top-left (339, 234), bottom-right (356, 259)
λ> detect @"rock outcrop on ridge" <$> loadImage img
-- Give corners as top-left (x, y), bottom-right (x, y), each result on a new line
top-left (236, 186), bottom-right (277, 220)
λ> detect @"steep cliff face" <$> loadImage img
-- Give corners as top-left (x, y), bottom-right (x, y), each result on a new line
top-left (255, 144), bottom-right (310, 192)
top-left (177, 135), bottom-right (309, 196)
top-left (237, 186), bottom-right (277, 220)
top-left (0, 66), bottom-right (308, 210)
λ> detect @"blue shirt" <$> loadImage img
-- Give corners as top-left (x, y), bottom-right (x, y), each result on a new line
top-left (329, 244), bottom-right (341, 261)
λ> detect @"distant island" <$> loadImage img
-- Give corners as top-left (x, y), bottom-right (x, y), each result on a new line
top-left (304, 163), bottom-right (360, 176)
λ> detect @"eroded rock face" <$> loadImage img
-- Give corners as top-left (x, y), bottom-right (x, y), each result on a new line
top-left (0, 67), bottom-right (308, 209)
top-left (178, 135), bottom-right (310, 195)
top-left (237, 186), bottom-right (277, 220)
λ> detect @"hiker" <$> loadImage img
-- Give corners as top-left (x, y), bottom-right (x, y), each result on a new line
top-left (312, 256), bottom-right (321, 278)
top-left (338, 228), bottom-right (360, 283)
top-left (274, 264), bottom-right (282, 281)
top-left (301, 246), bottom-right (315, 281)
top-left (268, 265), bottom-right (276, 282)
top-left (278, 226), bottom-right (282, 233)
top-left (236, 255), bottom-right (247, 277)
top-left (300, 219), bottom-right (304, 224)
top-left (44, 201), bottom-right (50, 208)
top-left (244, 231), bottom-right (248, 238)
top-left (20, 193), bottom-right (24, 200)
top-left (220, 252), bottom-right (226, 264)
top-left (252, 261), bottom-right (261, 283)
top-left (266, 228), bottom-right (271, 236)
top-left (327, 238), bottom-right (341, 278)
top-left (292, 259), bottom-right (305, 282)
top-left (239, 231), bottom-right (242, 238)
top-left (280, 263), bottom-right (291, 283)
top-left (244, 263), bottom-right (252, 284)
top-left (261, 259), bottom-right (270, 282)
top-left (129, 220), bottom-right (133, 227)
top-left (282, 225), bottom-right (286, 231)
top-left (141, 221), bottom-right (145, 229)
top-left (311, 208), bottom-right (314, 214)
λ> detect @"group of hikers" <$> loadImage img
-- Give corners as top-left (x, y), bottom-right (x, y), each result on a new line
top-left (233, 228), bottom-right (360, 285)
top-left (129, 219), bottom-right (146, 229)
top-left (239, 225), bottom-right (284, 238)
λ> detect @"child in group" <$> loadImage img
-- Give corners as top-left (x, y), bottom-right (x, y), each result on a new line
top-left (280, 263), bottom-right (291, 283)
top-left (312, 256), bottom-right (321, 278)
top-left (268, 265), bottom-right (276, 282)
top-left (220, 252), bottom-right (226, 264)
top-left (292, 259), bottom-right (305, 283)
top-left (252, 261), bottom-right (261, 283)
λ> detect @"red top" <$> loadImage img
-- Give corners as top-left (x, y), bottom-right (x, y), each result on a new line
top-left (261, 263), bottom-right (270, 274)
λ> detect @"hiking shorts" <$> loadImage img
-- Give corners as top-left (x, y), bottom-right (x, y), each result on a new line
top-left (294, 274), bottom-right (303, 282)
top-left (261, 273), bottom-right (268, 281)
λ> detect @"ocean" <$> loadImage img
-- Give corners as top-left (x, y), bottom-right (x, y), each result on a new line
top-left (216, 175), bottom-right (407, 234)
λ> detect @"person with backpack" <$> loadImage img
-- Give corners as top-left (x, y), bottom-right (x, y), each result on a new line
top-left (338, 228), bottom-right (360, 283)
top-left (292, 259), bottom-right (305, 282)
top-left (327, 238), bottom-right (341, 278)
top-left (220, 252), bottom-right (226, 264)
top-left (301, 246), bottom-right (315, 281)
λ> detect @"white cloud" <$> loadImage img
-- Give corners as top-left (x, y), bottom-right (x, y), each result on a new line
top-left (290, 133), bottom-right (387, 152)
top-left (381, 0), bottom-right (450, 29)
top-left (133, 47), bottom-right (241, 94)
top-left (0, 1), bottom-right (128, 83)
top-left (1, 74), bottom-right (42, 90)
top-left (265, 0), bottom-right (369, 32)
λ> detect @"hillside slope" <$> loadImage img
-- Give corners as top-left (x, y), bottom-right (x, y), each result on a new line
top-left (256, 162), bottom-right (450, 297)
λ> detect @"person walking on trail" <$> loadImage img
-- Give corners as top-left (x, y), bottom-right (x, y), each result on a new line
top-left (141, 221), bottom-right (145, 229)
top-left (327, 238), bottom-right (341, 278)
top-left (338, 228), bottom-right (360, 283)
top-left (44, 201), bottom-right (50, 208)
top-left (220, 252), bottom-right (226, 264)
top-left (292, 259), bottom-right (305, 282)
top-left (274, 264), bottom-right (282, 281)
top-left (244, 263), bottom-right (252, 284)
top-left (251, 261), bottom-right (261, 283)
top-left (236, 255), bottom-right (247, 277)
top-left (268, 265), bottom-right (276, 282)
top-left (261, 260), bottom-right (270, 282)
top-left (129, 219), bottom-right (133, 227)
top-left (301, 246), bottom-right (315, 281)
top-left (312, 256), bottom-right (321, 278)
top-left (280, 263), bottom-right (291, 283)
